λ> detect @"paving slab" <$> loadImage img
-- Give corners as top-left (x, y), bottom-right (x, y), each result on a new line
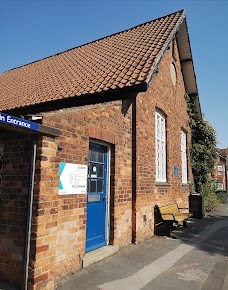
top-left (57, 202), bottom-right (228, 290)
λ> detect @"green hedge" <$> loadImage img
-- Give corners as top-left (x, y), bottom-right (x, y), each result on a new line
top-left (204, 192), bottom-right (220, 212)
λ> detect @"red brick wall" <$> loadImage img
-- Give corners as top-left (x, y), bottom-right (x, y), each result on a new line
top-left (27, 39), bottom-right (193, 288)
top-left (28, 136), bottom-right (59, 290)
top-left (134, 39), bottom-right (193, 242)
top-left (30, 100), bottom-right (133, 289)
top-left (0, 40), bottom-right (194, 289)
top-left (0, 133), bottom-right (31, 286)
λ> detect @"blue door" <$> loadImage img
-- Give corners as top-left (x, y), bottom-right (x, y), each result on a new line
top-left (86, 143), bottom-right (108, 252)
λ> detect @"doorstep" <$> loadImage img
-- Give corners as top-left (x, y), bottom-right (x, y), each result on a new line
top-left (82, 245), bottom-right (120, 268)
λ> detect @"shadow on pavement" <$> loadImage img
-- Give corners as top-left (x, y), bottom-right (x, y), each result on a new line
top-left (170, 202), bottom-right (228, 256)
top-left (56, 202), bottom-right (228, 290)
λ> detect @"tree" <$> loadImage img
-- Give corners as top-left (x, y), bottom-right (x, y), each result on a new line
top-left (186, 93), bottom-right (218, 193)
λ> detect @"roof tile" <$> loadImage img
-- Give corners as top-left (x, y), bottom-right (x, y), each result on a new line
top-left (0, 10), bottom-right (185, 111)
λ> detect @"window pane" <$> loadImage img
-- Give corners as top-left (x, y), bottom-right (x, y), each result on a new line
top-left (97, 179), bottom-right (104, 192)
top-left (91, 149), bottom-right (98, 162)
top-left (155, 111), bottom-right (166, 182)
top-left (90, 179), bottom-right (96, 192)
top-left (97, 164), bottom-right (104, 177)
top-left (98, 150), bottom-right (104, 163)
top-left (161, 119), bottom-right (164, 140)
top-left (181, 131), bottom-right (187, 183)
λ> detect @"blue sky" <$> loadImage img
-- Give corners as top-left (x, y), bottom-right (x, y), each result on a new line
top-left (1, 0), bottom-right (227, 148)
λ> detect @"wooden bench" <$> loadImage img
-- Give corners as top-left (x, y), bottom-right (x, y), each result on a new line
top-left (154, 202), bottom-right (193, 236)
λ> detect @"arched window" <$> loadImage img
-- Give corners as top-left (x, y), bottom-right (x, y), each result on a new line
top-left (155, 111), bottom-right (166, 182)
top-left (181, 130), bottom-right (188, 184)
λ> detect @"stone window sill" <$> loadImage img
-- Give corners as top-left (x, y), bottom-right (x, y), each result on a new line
top-left (156, 182), bottom-right (171, 188)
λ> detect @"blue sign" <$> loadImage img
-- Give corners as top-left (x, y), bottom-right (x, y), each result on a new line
top-left (174, 166), bottom-right (179, 177)
top-left (0, 112), bottom-right (39, 131)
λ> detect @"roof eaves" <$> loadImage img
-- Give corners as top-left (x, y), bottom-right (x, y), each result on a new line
top-left (177, 18), bottom-right (202, 119)
top-left (2, 82), bottom-right (148, 115)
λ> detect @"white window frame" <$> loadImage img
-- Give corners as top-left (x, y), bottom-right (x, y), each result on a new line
top-left (181, 130), bottom-right (188, 184)
top-left (218, 183), bottom-right (223, 190)
top-left (155, 111), bottom-right (166, 182)
top-left (218, 165), bottom-right (223, 175)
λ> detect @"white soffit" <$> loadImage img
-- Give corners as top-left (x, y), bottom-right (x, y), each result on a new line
top-left (177, 19), bottom-right (198, 96)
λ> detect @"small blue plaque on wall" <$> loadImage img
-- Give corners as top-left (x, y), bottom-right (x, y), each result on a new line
top-left (174, 166), bottom-right (179, 177)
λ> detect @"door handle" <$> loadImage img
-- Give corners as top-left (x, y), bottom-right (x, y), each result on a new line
top-left (103, 196), bottom-right (107, 200)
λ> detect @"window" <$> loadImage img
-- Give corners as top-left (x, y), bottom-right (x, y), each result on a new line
top-left (218, 165), bottom-right (223, 175)
top-left (181, 130), bottom-right (188, 184)
top-left (170, 62), bottom-right (177, 86)
top-left (218, 183), bottom-right (223, 190)
top-left (155, 111), bottom-right (166, 182)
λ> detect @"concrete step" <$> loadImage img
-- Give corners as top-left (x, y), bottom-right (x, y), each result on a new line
top-left (82, 245), bottom-right (120, 268)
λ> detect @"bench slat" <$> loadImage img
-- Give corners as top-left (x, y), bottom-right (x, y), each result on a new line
top-left (156, 202), bottom-right (192, 223)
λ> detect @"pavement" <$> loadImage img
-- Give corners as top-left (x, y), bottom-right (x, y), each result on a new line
top-left (1, 202), bottom-right (227, 290)
top-left (57, 202), bottom-right (228, 290)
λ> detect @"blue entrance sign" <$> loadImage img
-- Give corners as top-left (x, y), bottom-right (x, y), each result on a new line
top-left (0, 112), bottom-right (39, 131)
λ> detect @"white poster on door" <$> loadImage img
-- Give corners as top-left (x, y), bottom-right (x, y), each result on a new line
top-left (58, 162), bottom-right (87, 195)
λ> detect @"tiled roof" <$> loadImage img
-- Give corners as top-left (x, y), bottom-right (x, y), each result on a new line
top-left (0, 10), bottom-right (186, 111)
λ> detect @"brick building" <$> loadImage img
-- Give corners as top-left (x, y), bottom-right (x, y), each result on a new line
top-left (0, 10), bottom-right (201, 289)
top-left (213, 149), bottom-right (228, 190)
top-left (220, 149), bottom-right (228, 189)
